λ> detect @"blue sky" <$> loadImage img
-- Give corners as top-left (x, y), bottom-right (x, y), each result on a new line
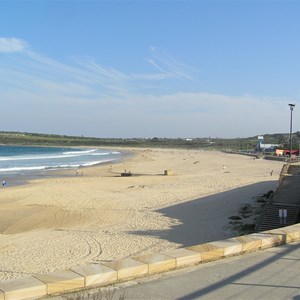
top-left (0, 0), bottom-right (299, 138)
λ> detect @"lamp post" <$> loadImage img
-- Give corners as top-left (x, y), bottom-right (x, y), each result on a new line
top-left (288, 103), bottom-right (295, 162)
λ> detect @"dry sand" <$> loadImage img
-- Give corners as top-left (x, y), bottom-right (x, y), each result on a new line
top-left (0, 148), bottom-right (284, 280)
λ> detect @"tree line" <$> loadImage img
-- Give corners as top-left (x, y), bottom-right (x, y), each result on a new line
top-left (0, 131), bottom-right (299, 151)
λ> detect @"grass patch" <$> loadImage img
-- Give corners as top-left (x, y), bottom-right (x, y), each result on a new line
top-left (227, 190), bottom-right (273, 235)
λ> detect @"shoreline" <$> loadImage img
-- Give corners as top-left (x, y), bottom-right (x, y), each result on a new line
top-left (0, 146), bottom-right (133, 188)
top-left (0, 148), bottom-right (284, 281)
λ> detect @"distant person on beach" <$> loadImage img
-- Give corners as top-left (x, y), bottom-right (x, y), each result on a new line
top-left (2, 180), bottom-right (7, 186)
top-left (270, 170), bottom-right (273, 176)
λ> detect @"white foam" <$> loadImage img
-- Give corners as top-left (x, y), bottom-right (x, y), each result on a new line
top-left (0, 159), bottom-right (115, 172)
top-left (0, 154), bottom-right (78, 161)
top-left (0, 150), bottom-right (110, 161)
top-left (0, 147), bottom-right (121, 174)
top-left (0, 166), bottom-right (49, 172)
top-left (63, 149), bottom-right (98, 155)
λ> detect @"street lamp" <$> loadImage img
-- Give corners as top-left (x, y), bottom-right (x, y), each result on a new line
top-left (288, 103), bottom-right (295, 162)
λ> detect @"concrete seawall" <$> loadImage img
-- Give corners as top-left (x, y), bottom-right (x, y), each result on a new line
top-left (0, 223), bottom-right (299, 299)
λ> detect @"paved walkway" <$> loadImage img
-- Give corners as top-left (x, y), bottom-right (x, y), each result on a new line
top-left (51, 241), bottom-right (300, 300)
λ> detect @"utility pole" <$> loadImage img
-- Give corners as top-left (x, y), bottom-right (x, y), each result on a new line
top-left (288, 103), bottom-right (295, 163)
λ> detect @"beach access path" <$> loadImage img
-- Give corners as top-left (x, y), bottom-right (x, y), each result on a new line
top-left (106, 240), bottom-right (300, 300)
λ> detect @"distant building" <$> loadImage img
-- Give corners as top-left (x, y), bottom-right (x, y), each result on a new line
top-left (256, 143), bottom-right (280, 152)
top-left (282, 149), bottom-right (299, 156)
top-left (276, 149), bottom-right (284, 156)
top-left (276, 149), bottom-right (299, 156)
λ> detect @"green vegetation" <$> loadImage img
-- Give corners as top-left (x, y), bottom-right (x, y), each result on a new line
top-left (227, 190), bottom-right (274, 235)
top-left (1, 131), bottom-right (299, 150)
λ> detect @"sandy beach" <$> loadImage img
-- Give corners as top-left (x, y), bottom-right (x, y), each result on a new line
top-left (0, 148), bottom-right (284, 281)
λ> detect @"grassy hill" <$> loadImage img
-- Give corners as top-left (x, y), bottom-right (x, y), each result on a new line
top-left (0, 131), bottom-right (298, 150)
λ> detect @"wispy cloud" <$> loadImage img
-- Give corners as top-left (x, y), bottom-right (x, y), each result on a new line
top-left (0, 37), bottom-right (28, 53)
top-left (0, 39), bottom-right (196, 101)
top-left (147, 46), bottom-right (198, 80)
top-left (0, 37), bottom-right (292, 138)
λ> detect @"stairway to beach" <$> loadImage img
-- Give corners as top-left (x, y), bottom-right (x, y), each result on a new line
top-left (256, 164), bottom-right (300, 231)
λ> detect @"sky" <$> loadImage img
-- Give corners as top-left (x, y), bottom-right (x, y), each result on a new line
top-left (0, 0), bottom-right (300, 138)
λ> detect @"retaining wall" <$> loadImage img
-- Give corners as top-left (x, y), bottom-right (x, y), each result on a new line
top-left (0, 223), bottom-right (300, 300)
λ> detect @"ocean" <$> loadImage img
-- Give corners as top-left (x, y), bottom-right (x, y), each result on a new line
top-left (0, 145), bottom-right (123, 176)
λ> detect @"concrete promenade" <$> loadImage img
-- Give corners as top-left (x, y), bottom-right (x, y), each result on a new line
top-left (106, 241), bottom-right (300, 300)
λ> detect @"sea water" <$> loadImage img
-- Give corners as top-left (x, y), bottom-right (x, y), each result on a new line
top-left (0, 145), bottom-right (122, 175)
